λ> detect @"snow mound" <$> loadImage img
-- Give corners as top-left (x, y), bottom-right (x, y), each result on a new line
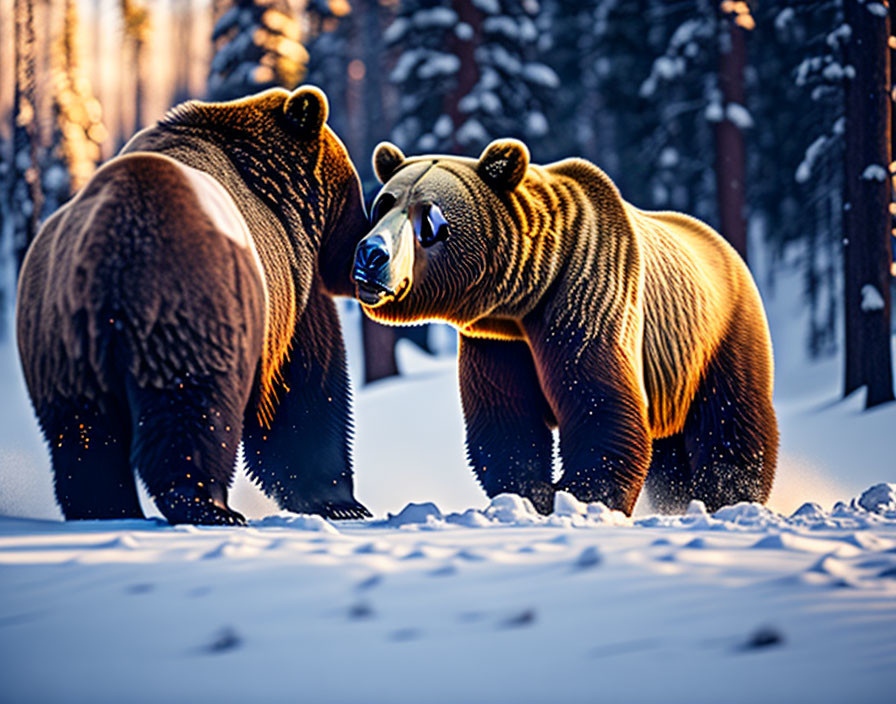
top-left (250, 512), bottom-right (339, 533)
top-left (360, 485), bottom-right (896, 534)
top-left (381, 502), bottom-right (444, 528)
top-left (855, 483), bottom-right (896, 516)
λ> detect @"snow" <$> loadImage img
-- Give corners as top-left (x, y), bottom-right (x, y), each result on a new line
top-left (455, 117), bottom-right (489, 147)
top-left (412, 7), bottom-right (457, 28)
top-left (390, 48), bottom-right (423, 83)
top-left (524, 111), bottom-right (548, 137)
top-left (861, 163), bottom-right (887, 182)
top-left (1, 488), bottom-right (894, 702)
top-left (478, 90), bottom-right (501, 114)
top-left (454, 22), bottom-right (473, 42)
top-left (774, 7), bottom-right (795, 32)
top-left (416, 53), bottom-right (460, 80)
top-left (822, 62), bottom-right (847, 81)
top-left (522, 62), bottom-right (559, 88)
top-left (432, 114), bottom-right (452, 138)
top-left (866, 2), bottom-right (887, 18)
top-left (483, 16), bottom-right (518, 40)
top-left (860, 284), bottom-right (885, 312)
top-left (795, 135), bottom-right (828, 184)
top-left (826, 24), bottom-right (852, 49)
top-left (704, 100), bottom-right (724, 123)
top-left (471, 0), bottom-right (500, 14)
top-left (726, 103), bottom-right (753, 129)
top-left (1, 233), bottom-right (896, 700)
top-left (659, 147), bottom-right (679, 168)
top-left (382, 16), bottom-right (409, 45)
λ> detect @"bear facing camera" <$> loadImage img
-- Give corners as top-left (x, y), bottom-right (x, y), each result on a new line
top-left (352, 138), bottom-right (778, 516)
top-left (16, 86), bottom-right (371, 525)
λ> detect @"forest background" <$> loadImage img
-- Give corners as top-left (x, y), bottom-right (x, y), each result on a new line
top-left (0, 0), bottom-right (894, 404)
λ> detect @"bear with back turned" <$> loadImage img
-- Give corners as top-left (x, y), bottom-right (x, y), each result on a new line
top-left (16, 86), bottom-right (370, 525)
top-left (352, 139), bottom-right (778, 515)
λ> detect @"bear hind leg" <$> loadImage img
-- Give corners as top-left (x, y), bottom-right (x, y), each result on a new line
top-left (42, 396), bottom-right (144, 520)
top-left (682, 346), bottom-right (778, 513)
top-left (643, 433), bottom-right (694, 514)
top-left (126, 377), bottom-right (245, 525)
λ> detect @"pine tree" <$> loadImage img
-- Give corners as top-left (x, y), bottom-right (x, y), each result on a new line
top-left (42, 0), bottom-right (106, 213)
top-left (386, 0), bottom-right (556, 158)
top-left (536, 0), bottom-right (601, 162)
top-left (714, 1), bottom-right (754, 260)
top-left (754, 1), bottom-right (844, 358)
top-left (119, 0), bottom-right (150, 139)
top-left (172, 0), bottom-right (196, 105)
top-left (11, 0), bottom-right (42, 270)
top-left (841, 0), bottom-right (893, 407)
top-left (306, 0), bottom-right (352, 150)
top-left (208, 0), bottom-right (309, 102)
top-left (637, 0), bottom-right (719, 224)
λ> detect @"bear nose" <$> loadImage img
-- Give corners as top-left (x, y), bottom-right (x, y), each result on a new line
top-left (355, 235), bottom-right (391, 275)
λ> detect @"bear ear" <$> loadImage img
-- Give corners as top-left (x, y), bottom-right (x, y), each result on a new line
top-left (477, 139), bottom-right (530, 191)
top-left (373, 142), bottom-right (406, 184)
top-left (283, 86), bottom-right (329, 139)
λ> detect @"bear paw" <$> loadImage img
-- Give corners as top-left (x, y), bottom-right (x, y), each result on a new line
top-left (319, 499), bottom-right (373, 521)
top-left (525, 481), bottom-right (557, 516)
top-left (155, 485), bottom-right (247, 526)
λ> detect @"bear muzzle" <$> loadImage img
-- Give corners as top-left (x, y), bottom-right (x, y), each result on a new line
top-left (352, 212), bottom-right (414, 307)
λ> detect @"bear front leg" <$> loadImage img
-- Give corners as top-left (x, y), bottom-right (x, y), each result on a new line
top-left (458, 335), bottom-right (556, 514)
top-left (529, 333), bottom-right (652, 516)
top-left (243, 282), bottom-right (370, 519)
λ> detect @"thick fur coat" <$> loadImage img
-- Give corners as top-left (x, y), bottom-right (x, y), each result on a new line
top-left (17, 87), bottom-right (370, 524)
top-left (351, 139), bottom-right (777, 515)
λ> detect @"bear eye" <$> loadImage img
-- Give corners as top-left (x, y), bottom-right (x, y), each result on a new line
top-left (370, 192), bottom-right (396, 224)
top-left (415, 203), bottom-right (449, 247)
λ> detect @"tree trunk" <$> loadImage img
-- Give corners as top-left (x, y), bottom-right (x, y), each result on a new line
top-left (714, 2), bottom-right (749, 261)
top-left (172, 0), bottom-right (194, 105)
top-left (447, 0), bottom-right (481, 155)
top-left (13, 0), bottom-right (43, 270)
top-left (842, 0), bottom-right (894, 408)
top-left (362, 310), bottom-right (399, 385)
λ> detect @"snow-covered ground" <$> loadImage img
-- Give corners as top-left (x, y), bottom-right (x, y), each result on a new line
top-left (1, 258), bottom-right (895, 702)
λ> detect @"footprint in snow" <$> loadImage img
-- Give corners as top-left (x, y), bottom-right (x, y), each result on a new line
top-left (202, 626), bottom-right (243, 654)
top-left (389, 628), bottom-right (421, 642)
top-left (499, 609), bottom-right (536, 629)
top-left (348, 602), bottom-right (375, 620)
top-left (736, 626), bottom-right (784, 652)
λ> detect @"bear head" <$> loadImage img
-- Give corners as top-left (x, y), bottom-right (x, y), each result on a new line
top-left (126, 85), bottom-right (366, 297)
top-left (351, 138), bottom-right (530, 328)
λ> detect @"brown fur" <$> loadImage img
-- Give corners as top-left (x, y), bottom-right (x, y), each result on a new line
top-left (352, 140), bottom-right (777, 515)
top-left (17, 87), bottom-right (370, 524)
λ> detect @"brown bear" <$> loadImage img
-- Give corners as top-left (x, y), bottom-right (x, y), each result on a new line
top-left (16, 86), bottom-right (370, 525)
top-left (351, 139), bottom-right (778, 516)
